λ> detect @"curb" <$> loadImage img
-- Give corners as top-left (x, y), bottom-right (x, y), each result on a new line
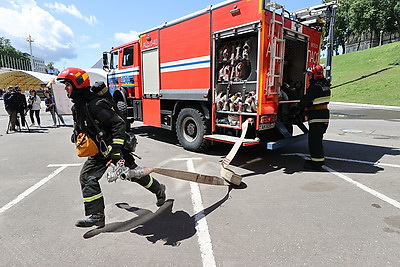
top-left (330, 102), bottom-right (400, 111)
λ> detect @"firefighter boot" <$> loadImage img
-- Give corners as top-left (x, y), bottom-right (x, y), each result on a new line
top-left (303, 160), bottom-right (324, 171)
top-left (75, 212), bottom-right (105, 228)
top-left (156, 184), bottom-right (167, 207)
top-left (138, 175), bottom-right (166, 207)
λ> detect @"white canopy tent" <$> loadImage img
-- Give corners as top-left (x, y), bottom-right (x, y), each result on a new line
top-left (0, 69), bottom-right (56, 92)
top-left (50, 68), bottom-right (108, 115)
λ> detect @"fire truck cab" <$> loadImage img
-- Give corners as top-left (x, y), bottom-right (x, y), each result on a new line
top-left (103, 0), bottom-right (337, 152)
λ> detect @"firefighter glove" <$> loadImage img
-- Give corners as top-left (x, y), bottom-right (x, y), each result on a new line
top-left (111, 138), bottom-right (124, 164)
top-left (111, 145), bottom-right (123, 164)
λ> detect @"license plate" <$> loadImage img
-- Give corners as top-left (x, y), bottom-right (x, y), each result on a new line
top-left (259, 123), bottom-right (274, 131)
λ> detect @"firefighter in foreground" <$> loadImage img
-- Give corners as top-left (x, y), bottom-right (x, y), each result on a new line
top-left (57, 67), bottom-right (166, 228)
top-left (295, 64), bottom-right (331, 171)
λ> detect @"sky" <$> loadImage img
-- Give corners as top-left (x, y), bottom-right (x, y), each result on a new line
top-left (0, 0), bottom-right (322, 71)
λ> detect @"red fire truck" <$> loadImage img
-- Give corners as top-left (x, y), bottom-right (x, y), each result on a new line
top-left (103, 0), bottom-right (337, 152)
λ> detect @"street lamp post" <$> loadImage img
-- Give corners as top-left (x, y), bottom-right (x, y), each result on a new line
top-left (26, 34), bottom-right (35, 71)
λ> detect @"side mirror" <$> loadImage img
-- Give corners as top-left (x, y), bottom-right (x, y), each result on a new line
top-left (102, 52), bottom-right (110, 71)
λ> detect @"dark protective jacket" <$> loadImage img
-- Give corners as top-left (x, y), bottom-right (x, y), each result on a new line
top-left (16, 92), bottom-right (27, 112)
top-left (72, 89), bottom-right (125, 158)
top-left (72, 88), bottom-right (162, 216)
top-left (298, 78), bottom-right (331, 124)
top-left (3, 92), bottom-right (11, 110)
top-left (5, 92), bottom-right (24, 111)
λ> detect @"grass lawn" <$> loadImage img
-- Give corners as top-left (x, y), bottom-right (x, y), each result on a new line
top-left (324, 42), bottom-right (400, 106)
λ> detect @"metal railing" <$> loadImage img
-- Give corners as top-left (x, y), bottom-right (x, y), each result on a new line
top-left (0, 54), bottom-right (32, 71)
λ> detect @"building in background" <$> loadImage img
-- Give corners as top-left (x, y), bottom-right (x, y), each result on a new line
top-left (1, 53), bottom-right (59, 75)
top-left (22, 53), bottom-right (46, 73)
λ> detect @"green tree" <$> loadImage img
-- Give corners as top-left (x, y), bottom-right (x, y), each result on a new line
top-left (348, 0), bottom-right (400, 48)
top-left (46, 62), bottom-right (55, 70)
top-left (322, 0), bottom-right (400, 54)
top-left (333, 0), bottom-right (351, 54)
top-left (0, 37), bottom-right (29, 60)
top-left (384, 0), bottom-right (400, 34)
top-left (45, 61), bottom-right (59, 75)
top-left (321, 0), bottom-right (351, 54)
top-left (348, 0), bottom-right (386, 39)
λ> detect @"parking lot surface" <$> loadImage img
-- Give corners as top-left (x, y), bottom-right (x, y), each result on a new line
top-left (1, 101), bottom-right (400, 266)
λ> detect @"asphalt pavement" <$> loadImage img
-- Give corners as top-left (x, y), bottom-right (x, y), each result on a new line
top-left (1, 100), bottom-right (400, 266)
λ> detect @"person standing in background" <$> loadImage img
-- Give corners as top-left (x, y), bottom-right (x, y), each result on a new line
top-left (28, 89), bottom-right (42, 127)
top-left (44, 90), bottom-right (66, 127)
top-left (4, 86), bottom-right (18, 131)
top-left (15, 87), bottom-right (27, 128)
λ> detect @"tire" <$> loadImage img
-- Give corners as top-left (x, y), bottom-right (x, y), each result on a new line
top-left (116, 101), bottom-right (128, 119)
top-left (116, 101), bottom-right (130, 131)
top-left (176, 108), bottom-right (210, 152)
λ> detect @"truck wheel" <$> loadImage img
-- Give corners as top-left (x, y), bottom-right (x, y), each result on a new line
top-left (116, 101), bottom-right (130, 131)
top-left (116, 101), bottom-right (128, 118)
top-left (176, 108), bottom-right (210, 152)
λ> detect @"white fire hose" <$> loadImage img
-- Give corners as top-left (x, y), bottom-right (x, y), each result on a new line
top-left (107, 119), bottom-right (251, 186)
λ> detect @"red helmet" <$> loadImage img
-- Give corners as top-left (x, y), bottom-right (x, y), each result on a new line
top-left (307, 64), bottom-right (324, 79)
top-left (57, 67), bottom-right (90, 89)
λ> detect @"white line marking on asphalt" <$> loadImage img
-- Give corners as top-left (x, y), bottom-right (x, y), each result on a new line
top-left (173, 157), bottom-right (203, 161)
top-left (282, 153), bottom-right (400, 209)
top-left (174, 157), bottom-right (216, 267)
top-left (0, 164), bottom-right (81, 214)
top-left (323, 156), bottom-right (400, 168)
top-left (323, 165), bottom-right (400, 209)
top-left (47, 163), bottom-right (82, 167)
top-left (282, 153), bottom-right (400, 168)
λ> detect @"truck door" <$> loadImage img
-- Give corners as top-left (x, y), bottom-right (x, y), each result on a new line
top-left (108, 50), bottom-right (119, 95)
top-left (141, 48), bottom-right (161, 127)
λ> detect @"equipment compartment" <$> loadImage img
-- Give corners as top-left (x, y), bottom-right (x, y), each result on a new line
top-left (213, 32), bottom-right (259, 128)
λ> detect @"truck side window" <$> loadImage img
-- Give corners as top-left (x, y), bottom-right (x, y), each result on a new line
top-left (110, 51), bottom-right (118, 69)
top-left (122, 46), bottom-right (134, 67)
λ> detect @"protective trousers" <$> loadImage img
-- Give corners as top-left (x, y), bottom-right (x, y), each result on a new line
top-left (308, 122), bottom-right (328, 165)
top-left (79, 153), bottom-right (163, 216)
top-left (7, 110), bottom-right (18, 130)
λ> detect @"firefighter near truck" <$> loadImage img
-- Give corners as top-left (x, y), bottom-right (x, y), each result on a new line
top-left (102, 0), bottom-right (337, 152)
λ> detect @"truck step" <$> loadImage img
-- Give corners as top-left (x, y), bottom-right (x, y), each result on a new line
top-left (204, 134), bottom-right (260, 146)
top-left (266, 133), bottom-right (308, 150)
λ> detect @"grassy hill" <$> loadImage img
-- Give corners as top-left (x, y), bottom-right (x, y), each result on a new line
top-left (324, 41), bottom-right (400, 107)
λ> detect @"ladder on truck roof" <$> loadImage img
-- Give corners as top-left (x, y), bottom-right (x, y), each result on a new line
top-left (290, 1), bottom-right (339, 81)
top-left (266, 1), bottom-right (285, 96)
top-left (289, 1), bottom-right (338, 27)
